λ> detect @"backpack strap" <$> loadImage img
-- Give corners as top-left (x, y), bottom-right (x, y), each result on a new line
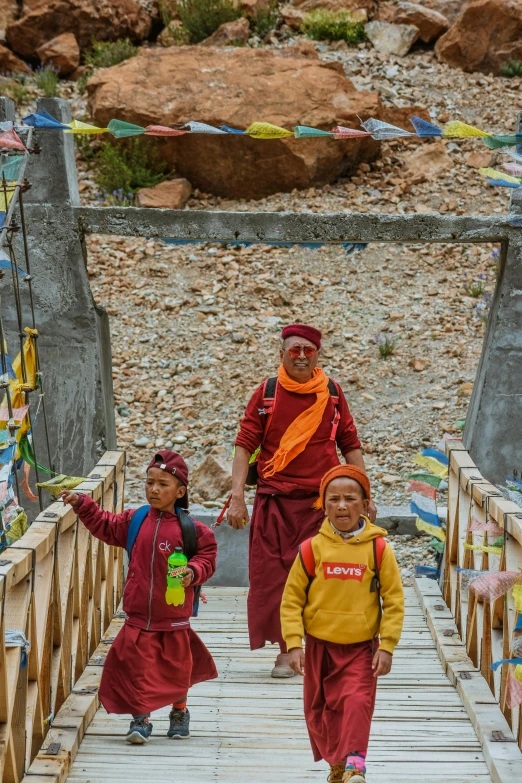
top-left (258, 376), bottom-right (278, 440)
top-left (298, 537), bottom-right (316, 594)
top-left (370, 537), bottom-right (386, 636)
top-left (328, 377), bottom-right (340, 441)
top-left (126, 505), bottom-right (150, 559)
top-left (177, 507), bottom-right (202, 617)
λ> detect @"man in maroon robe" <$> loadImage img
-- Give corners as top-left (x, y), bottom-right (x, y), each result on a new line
top-left (227, 323), bottom-right (374, 677)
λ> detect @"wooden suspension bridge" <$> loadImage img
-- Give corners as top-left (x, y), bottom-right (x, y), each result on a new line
top-left (2, 447), bottom-right (522, 783)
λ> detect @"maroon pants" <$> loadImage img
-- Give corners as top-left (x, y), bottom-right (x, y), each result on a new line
top-left (304, 635), bottom-right (377, 765)
top-left (247, 487), bottom-right (323, 651)
top-left (99, 623), bottom-right (217, 715)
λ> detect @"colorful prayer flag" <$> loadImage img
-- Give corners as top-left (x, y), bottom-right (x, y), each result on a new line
top-left (361, 118), bottom-right (413, 139)
top-left (410, 116), bottom-right (442, 136)
top-left (331, 125), bottom-right (371, 139)
top-left (482, 134), bottom-right (522, 149)
top-left (464, 542), bottom-right (503, 556)
top-left (22, 110), bottom-right (70, 129)
top-left (294, 126), bottom-right (332, 138)
top-left (421, 447), bottom-right (449, 466)
top-left (183, 121), bottom-right (226, 134)
top-left (245, 122), bottom-right (293, 139)
top-left (468, 570), bottom-right (521, 602)
top-left (412, 454), bottom-right (448, 478)
top-left (0, 130), bottom-right (27, 152)
top-left (220, 125), bottom-right (245, 134)
top-left (406, 471), bottom-right (443, 489)
top-left (442, 121), bottom-right (491, 138)
top-left (406, 480), bottom-right (437, 500)
top-left (145, 125), bottom-right (188, 136)
top-left (64, 119), bottom-right (109, 134)
top-left (107, 119), bottom-right (146, 138)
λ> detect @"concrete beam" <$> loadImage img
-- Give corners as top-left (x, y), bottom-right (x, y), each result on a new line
top-left (75, 206), bottom-right (511, 244)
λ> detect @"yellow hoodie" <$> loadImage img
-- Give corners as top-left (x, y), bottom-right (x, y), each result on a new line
top-left (281, 518), bottom-right (404, 654)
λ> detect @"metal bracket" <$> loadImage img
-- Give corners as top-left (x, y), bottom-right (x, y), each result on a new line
top-left (491, 730), bottom-right (517, 742)
top-left (43, 742), bottom-right (61, 756)
top-left (100, 637), bottom-right (116, 644)
top-left (0, 559), bottom-right (11, 566)
top-left (459, 671), bottom-right (472, 680)
top-left (72, 686), bottom-right (98, 695)
top-left (434, 604), bottom-right (445, 611)
top-left (443, 628), bottom-right (455, 637)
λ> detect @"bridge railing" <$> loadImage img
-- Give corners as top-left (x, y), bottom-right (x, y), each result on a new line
top-left (0, 450), bottom-right (125, 783)
top-left (444, 441), bottom-right (522, 746)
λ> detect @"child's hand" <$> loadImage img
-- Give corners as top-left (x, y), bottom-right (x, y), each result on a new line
top-left (181, 568), bottom-right (194, 588)
top-left (288, 647), bottom-right (305, 676)
top-left (60, 490), bottom-right (79, 506)
top-left (372, 649), bottom-right (392, 677)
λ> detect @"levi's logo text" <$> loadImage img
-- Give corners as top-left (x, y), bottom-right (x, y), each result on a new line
top-left (323, 563), bottom-right (367, 581)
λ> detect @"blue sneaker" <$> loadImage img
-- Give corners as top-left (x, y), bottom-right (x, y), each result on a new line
top-left (126, 717), bottom-right (153, 744)
top-left (167, 708), bottom-right (190, 739)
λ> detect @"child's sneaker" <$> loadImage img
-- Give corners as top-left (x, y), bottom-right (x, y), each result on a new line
top-left (328, 763), bottom-right (346, 782)
top-left (126, 717), bottom-right (153, 744)
top-left (167, 708), bottom-right (191, 739)
top-left (342, 754), bottom-right (366, 783)
top-left (342, 771), bottom-right (365, 783)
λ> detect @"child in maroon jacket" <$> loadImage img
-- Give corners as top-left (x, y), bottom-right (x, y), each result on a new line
top-left (60, 450), bottom-right (218, 745)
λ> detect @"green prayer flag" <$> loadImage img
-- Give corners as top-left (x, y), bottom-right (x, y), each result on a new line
top-left (107, 119), bottom-right (146, 138)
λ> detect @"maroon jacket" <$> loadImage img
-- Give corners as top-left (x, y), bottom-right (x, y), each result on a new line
top-left (73, 494), bottom-right (217, 632)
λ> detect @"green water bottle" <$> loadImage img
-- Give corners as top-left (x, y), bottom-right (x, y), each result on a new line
top-left (165, 547), bottom-right (187, 606)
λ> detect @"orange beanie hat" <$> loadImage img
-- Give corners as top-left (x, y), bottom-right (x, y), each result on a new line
top-left (314, 465), bottom-right (371, 510)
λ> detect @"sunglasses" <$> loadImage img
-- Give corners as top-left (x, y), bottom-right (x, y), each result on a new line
top-left (286, 346), bottom-right (317, 358)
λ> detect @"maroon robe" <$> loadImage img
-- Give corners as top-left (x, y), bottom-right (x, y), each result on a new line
top-left (236, 380), bottom-right (361, 651)
top-left (304, 635), bottom-right (377, 764)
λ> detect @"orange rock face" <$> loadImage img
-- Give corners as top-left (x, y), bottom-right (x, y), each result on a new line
top-left (6, 0), bottom-right (151, 59)
top-left (87, 46), bottom-right (382, 199)
top-left (36, 32), bottom-right (80, 75)
top-left (435, 0), bottom-right (522, 74)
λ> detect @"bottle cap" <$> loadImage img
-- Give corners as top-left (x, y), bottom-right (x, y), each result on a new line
top-left (175, 546), bottom-right (183, 552)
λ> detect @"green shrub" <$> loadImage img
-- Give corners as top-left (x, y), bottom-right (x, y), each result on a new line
top-left (76, 69), bottom-right (93, 95)
top-left (35, 66), bottom-right (60, 97)
top-left (176, 0), bottom-right (242, 44)
top-left (250, 1), bottom-right (279, 37)
top-left (159, 0), bottom-right (177, 26)
top-left (499, 60), bottom-right (522, 78)
top-left (374, 333), bottom-right (398, 359)
top-left (84, 39), bottom-right (138, 69)
top-left (301, 10), bottom-right (366, 43)
top-left (94, 138), bottom-right (169, 195)
top-left (5, 81), bottom-right (31, 106)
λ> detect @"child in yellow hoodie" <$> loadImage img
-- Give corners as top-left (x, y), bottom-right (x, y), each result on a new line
top-left (281, 465), bottom-right (404, 783)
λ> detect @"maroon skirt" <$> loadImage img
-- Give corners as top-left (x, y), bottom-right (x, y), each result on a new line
top-left (304, 635), bottom-right (377, 765)
top-left (248, 487), bottom-right (323, 651)
top-left (99, 623), bottom-right (218, 715)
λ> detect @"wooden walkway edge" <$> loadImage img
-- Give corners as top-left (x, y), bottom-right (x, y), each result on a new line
top-left (24, 584), bottom-right (515, 783)
top-left (415, 578), bottom-right (522, 783)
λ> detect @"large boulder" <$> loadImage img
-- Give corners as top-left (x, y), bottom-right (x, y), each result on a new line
top-left (435, 0), bottom-right (522, 74)
top-left (0, 0), bottom-right (19, 34)
top-left (200, 17), bottom-right (250, 46)
top-left (87, 47), bottom-right (382, 199)
top-left (411, 0), bottom-right (465, 24)
top-left (191, 455), bottom-right (233, 501)
top-left (391, 2), bottom-right (449, 41)
top-left (136, 178), bottom-right (192, 209)
top-left (0, 43), bottom-right (30, 72)
top-left (36, 32), bottom-right (80, 75)
top-left (6, 0), bottom-right (151, 59)
top-left (365, 20), bottom-right (419, 55)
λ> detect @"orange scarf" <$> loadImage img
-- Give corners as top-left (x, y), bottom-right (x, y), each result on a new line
top-left (263, 365), bottom-right (330, 478)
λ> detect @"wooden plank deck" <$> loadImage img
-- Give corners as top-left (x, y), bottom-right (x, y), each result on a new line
top-left (66, 587), bottom-right (493, 783)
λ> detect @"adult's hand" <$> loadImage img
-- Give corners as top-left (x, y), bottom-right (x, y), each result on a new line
top-left (368, 499), bottom-right (377, 523)
top-left (227, 494), bottom-right (249, 530)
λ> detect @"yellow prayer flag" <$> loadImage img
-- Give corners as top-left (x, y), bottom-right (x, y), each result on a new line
top-left (415, 517), bottom-right (446, 542)
top-left (464, 542), bottom-right (503, 556)
top-left (442, 121), bottom-right (491, 138)
top-left (64, 120), bottom-right (109, 134)
top-left (479, 167), bottom-right (522, 184)
top-left (245, 122), bottom-right (294, 139)
top-left (0, 181), bottom-right (16, 212)
top-left (12, 327), bottom-right (38, 391)
top-left (412, 454), bottom-right (449, 478)
top-left (512, 583), bottom-right (522, 612)
top-left (515, 664), bottom-right (522, 683)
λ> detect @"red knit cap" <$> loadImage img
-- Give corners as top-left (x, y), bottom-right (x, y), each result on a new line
top-left (314, 465), bottom-right (371, 509)
top-left (281, 323), bottom-right (322, 349)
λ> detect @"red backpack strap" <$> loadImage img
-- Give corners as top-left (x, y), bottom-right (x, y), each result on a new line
top-left (298, 537), bottom-right (316, 589)
top-left (328, 378), bottom-right (341, 441)
top-left (259, 376), bottom-right (278, 439)
top-left (375, 536), bottom-right (386, 571)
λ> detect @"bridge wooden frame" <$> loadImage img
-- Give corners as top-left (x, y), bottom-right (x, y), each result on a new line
top-left (0, 451), bottom-right (125, 783)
